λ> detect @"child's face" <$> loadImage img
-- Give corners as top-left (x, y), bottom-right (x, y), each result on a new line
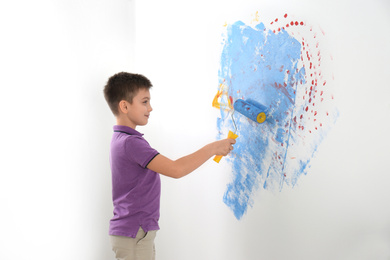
top-left (125, 88), bottom-right (153, 128)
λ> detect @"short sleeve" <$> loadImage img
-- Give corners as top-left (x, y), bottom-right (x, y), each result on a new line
top-left (125, 136), bottom-right (159, 168)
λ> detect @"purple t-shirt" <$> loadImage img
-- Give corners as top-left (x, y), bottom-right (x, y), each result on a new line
top-left (109, 125), bottom-right (160, 238)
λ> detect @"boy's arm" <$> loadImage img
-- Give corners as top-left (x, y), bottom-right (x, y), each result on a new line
top-left (146, 138), bottom-right (236, 179)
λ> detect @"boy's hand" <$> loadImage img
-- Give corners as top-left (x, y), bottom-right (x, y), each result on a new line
top-left (214, 138), bottom-right (236, 156)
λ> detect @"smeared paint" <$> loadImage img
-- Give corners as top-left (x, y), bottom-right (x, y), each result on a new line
top-left (214, 13), bottom-right (338, 220)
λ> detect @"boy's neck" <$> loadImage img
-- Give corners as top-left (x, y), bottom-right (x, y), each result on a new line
top-left (116, 116), bottom-right (136, 129)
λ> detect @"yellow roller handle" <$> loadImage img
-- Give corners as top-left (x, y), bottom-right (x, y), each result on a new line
top-left (213, 130), bottom-right (239, 163)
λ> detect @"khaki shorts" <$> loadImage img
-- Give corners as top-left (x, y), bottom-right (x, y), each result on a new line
top-left (110, 227), bottom-right (157, 260)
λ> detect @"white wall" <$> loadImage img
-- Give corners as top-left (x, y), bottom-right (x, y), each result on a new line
top-left (135, 0), bottom-right (390, 260)
top-left (0, 0), bottom-right (135, 259)
top-left (1, 0), bottom-right (389, 260)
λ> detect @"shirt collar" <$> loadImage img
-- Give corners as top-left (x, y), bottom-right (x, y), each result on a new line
top-left (113, 125), bottom-right (143, 136)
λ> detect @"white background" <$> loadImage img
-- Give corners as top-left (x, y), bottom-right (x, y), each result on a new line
top-left (1, 0), bottom-right (389, 259)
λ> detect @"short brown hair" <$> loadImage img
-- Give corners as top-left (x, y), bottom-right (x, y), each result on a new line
top-left (103, 72), bottom-right (152, 115)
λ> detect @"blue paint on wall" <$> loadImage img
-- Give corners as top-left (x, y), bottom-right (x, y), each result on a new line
top-left (216, 20), bottom-right (338, 220)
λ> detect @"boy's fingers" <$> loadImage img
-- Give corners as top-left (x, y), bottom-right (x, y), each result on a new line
top-left (228, 138), bottom-right (236, 144)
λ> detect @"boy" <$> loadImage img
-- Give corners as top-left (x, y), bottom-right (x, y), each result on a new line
top-left (103, 72), bottom-right (235, 260)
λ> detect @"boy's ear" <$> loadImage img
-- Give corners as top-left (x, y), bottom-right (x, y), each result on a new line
top-left (118, 100), bottom-right (129, 114)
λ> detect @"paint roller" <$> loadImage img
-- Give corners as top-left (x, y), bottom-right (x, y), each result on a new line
top-left (213, 99), bottom-right (268, 163)
top-left (233, 99), bottom-right (267, 124)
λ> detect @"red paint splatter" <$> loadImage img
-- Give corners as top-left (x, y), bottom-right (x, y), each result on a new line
top-left (266, 12), bottom-right (335, 140)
